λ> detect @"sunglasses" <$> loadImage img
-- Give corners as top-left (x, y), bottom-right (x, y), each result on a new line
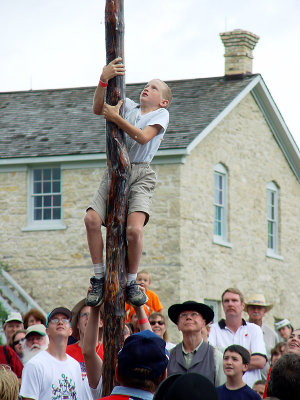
top-left (13, 338), bottom-right (25, 346)
top-left (150, 321), bottom-right (165, 326)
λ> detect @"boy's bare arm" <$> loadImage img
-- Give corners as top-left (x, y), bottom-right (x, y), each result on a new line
top-left (82, 305), bottom-right (103, 389)
top-left (93, 57), bottom-right (125, 115)
top-left (132, 286), bottom-right (151, 331)
top-left (103, 100), bottom-right (161, 145)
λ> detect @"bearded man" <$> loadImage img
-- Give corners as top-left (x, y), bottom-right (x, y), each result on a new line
top-left (22, 324), bottom-right (49, 364)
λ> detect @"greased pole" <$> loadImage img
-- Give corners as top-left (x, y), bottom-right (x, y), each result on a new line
top-left (102, 0), bottom-right (129, 396)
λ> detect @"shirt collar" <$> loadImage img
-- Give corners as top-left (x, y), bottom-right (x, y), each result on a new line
top-left (218, 318), bottom-right (247, 329)
top-left (182, 339), bottom-right (203, 355)
top-left (111, 385), bottom-right (154, 400)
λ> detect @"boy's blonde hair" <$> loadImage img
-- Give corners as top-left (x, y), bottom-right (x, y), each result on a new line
top-left (0, 365), bottom-right (19, 400)
top-left (159, 80), bottom-right (172, 106)
top-left (137, 270), bottom-right (151, 282)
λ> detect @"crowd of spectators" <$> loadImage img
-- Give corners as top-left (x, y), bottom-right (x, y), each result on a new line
top-left (0, 280), bottom-right (299, 400)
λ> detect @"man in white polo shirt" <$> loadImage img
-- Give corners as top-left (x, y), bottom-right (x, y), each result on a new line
top-left (208, 288), bottom-right (267, 388)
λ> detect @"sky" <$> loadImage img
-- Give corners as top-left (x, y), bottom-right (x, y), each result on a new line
top-left (1, 0), bottom-right (300, 148)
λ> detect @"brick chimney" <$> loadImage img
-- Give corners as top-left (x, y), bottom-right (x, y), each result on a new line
top-left (220, 29), bottom-right (259, 77)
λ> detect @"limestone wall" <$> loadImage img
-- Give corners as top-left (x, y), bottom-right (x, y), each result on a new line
top-left (178, 93), bottom-right (300, 337)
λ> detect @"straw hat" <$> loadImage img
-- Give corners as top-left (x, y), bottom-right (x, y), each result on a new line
top-left (245, 294), bottom-right (273, 312)
top-left (70, 299), bottom-right (86, 340)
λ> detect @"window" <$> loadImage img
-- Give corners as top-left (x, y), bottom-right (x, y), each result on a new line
top-left (204, 299), bottom-right (219, 323)
top-left (32, 168), bottom-right (61, 221)
top-left (266, 181), bottom-right (280, 257)
top-left (213, 163), bottom-right (231, 246)
top-left (22, 166), bottom-right (66, 231)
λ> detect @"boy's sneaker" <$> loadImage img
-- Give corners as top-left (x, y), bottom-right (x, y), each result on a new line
top-left (86, 276), bottom-right (105, 307)
top-left (125, 280), bottom-right (148, 307)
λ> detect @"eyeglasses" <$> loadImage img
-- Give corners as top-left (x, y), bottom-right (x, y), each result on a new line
top-left (179, 312), bottom-right (200, 319)
top-left (13, 338), bottom-right (25, 346)
top-left (150, 320), bottom-right (165, 326)
top-left (80, 312), bottom-right (90, 319)
top-left (49, 318), bottom-right (70, 324)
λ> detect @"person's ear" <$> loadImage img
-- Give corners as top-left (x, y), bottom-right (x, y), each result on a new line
top-left (160, 99), bottom-right (169, 108)
top-left (158, 369), bottom-right (167, 384)
top-left (242, 363), bottom-right (249, 374)
top-left (115, 364), bottom-right (121, 384)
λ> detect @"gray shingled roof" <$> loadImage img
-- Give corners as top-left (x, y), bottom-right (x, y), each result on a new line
top-left (0, 75), bottom-right (259, 159)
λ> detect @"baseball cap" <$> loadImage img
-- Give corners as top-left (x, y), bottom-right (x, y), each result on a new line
top-left (274, 318), bottom-right (292, 331)
top-left (46, 307), bottom-right (72, 326)
top-left (4, 312), bottom-right (23, 326)
top-left (25, 324), bottom-right (46, 337)
top-left (118, 329), bottom-right (168, 379)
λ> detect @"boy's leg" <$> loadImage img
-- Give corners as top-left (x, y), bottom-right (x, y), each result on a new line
top-left (85, 209), bottom-right (105, 307)
top-left (125, 211), bottom-right (148, 307)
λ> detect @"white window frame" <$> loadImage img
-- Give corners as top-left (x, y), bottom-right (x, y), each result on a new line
top-left (22, 165), bottom-right (66, 231)
top-left (213, 163), bottom-right (232, 248)
top-left (204, 299), bottom-right (220, 323)
top-left (266, 181), bottom-right (282, 259)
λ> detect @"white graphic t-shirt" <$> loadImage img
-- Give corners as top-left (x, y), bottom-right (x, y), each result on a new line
top-left (20, 350), bottom-right (84, 400)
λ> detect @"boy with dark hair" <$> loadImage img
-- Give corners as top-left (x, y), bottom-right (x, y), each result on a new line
top-left (217, 344), bottom-right (261, 399)
top-left (85, 57), bottom-right (171, 309)
top-left (252, 380), bottom-right (266, 399)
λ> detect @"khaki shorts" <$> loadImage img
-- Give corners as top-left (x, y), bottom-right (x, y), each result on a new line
top-left (88, 163), bottom-right (157, 226)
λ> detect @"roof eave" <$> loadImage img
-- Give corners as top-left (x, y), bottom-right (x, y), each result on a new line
top-left (186, 75), bottom-right (300, 182)
top-left (0, 148), bottom-right (188, 172)
top-left (186, 75), bottom-right (262, 154)
top-left (251, 78), bottom-right (300, 182)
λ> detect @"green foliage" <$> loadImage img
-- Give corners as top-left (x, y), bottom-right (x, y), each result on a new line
top-left (0, 302), bottom-right (8, 345)
top-left (0, 302), bottom-right (8, 326)
top-left (0, 261), bottom-right (10, 272)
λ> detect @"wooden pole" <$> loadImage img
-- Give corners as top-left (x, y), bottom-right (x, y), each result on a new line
top-left (102, 0), bottom-right (129, 396)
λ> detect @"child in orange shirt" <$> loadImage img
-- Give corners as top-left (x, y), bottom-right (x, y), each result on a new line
top-left (125, 270), bottom-right (163, 322)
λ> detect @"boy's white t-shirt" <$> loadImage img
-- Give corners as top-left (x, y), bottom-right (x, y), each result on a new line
top-left (124, 98), bottom-right (169, 163)
top-left (20, 350), bottom-right (84, 400)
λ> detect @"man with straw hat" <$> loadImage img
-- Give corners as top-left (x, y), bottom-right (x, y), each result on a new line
top-left (245, 293), bottom-right (279, 379)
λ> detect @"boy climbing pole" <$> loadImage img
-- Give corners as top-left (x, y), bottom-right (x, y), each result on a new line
top-left (85, 57), bottom-right (172, 308)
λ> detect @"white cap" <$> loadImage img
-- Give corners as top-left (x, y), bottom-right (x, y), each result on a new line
top-left (26, 324), bottom-right (46, 337)
top-left (4, 312), bottom-right (23, 326)
top-left (274, 318), bottom-right (291, 331)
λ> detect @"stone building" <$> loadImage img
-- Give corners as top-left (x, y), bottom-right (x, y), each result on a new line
top-left (1, 30), bottom-right (299, 340)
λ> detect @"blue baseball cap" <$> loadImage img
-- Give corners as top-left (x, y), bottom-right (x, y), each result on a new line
top-left (118, 330), bottom-right (168, 379)
top-left (46, 307), bottom-right (72, 326)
